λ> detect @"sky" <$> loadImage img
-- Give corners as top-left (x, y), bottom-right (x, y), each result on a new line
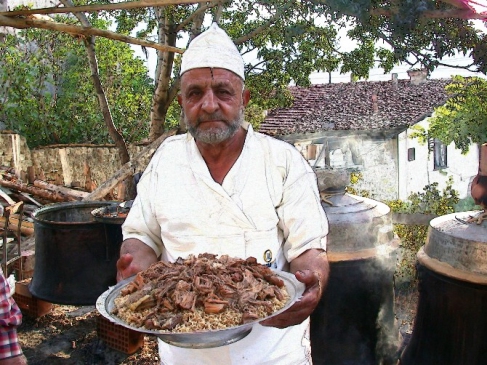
top-left (310, 55), bottom-right (484, 84)
top-left (132, 16), bottom-right (487, 85)
top-left (309, 18), bottom-right (487, 83)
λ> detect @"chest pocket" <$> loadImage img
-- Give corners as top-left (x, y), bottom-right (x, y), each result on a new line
top-left (244, 227), bottom-right (283, 269)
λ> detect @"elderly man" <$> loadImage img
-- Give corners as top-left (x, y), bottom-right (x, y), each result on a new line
top-left (117, 23), bottom-right (329, 365)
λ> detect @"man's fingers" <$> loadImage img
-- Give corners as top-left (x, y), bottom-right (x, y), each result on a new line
top-left (116, 253), bottom-right (133, 281)
top-left (295, 269), bottom-right (320, 291)
top-left (116, 253), bottom-right (132, 269)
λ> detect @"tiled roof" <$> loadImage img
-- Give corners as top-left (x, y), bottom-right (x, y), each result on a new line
top-left (259, 78), bottom-right (452, 137)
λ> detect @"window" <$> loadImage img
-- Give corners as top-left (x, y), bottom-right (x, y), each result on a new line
top-left (432, 139), bottom-right (447, 169)
top-left (407, 148), bottom-right (415, 161)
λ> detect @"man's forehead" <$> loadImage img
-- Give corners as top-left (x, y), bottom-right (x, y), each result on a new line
top-left (181, 68), bottom-right (241, 85)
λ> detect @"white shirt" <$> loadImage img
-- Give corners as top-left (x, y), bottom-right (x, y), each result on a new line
top-left (122, 123), bottom-right (328, 364)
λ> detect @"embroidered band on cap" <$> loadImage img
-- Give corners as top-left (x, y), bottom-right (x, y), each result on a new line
top-left (180, 22), bottom-right (245, 80)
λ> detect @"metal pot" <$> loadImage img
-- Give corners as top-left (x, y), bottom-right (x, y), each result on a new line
top-left (29, 201), bottom-right (124, 305)
top-left (400, 212), bottom-right (487, 365)
top-left (311, 187), bottom-right (400, 365)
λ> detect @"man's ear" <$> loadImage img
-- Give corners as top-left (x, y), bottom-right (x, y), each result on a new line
top-left (242, 89), bottom-right (251, 107)
top-left (177, 94), bottom-right (183, 106)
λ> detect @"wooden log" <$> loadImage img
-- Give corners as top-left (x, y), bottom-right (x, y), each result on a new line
top-left (0, 215), bottom-right (34, 236)
top-left (19, 193), bottom-right (43, 207)
top-left (33, 179), bottom-right (89, 200)
top-left (0, 178), bottom-right (75, 203)
top-left (0, 187), bottom-right (15, 205)
top-left (83, 162), bottom-right (97, 192)
top-left (83, 128), bottom-right (177, 201)
top-left (27, 166), bottom-right (36, 184)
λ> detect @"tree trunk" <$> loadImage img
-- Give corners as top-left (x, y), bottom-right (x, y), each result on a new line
top-left (149, 14), bottom-right (179, 141)
top-left (62, 0), bottom-right (135, 199)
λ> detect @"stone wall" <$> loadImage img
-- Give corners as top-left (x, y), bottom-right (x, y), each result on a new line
top-left (0, 132), bottom-right (150, 190)
top-left (355, 139), bottom-right (398, 201)
top-left (295, 136), bottom-right (399, 202)
top-left (0, 133), bottom-right (33, 173)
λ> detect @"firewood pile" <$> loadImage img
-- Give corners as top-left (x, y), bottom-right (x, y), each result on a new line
top-left (0, 165), bottom-right (92, 205)
top-left (0, 165), bottom-right (96, 275)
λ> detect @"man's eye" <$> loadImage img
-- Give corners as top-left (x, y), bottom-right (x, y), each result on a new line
top-left (188, 90), bottom-right (201, 97)
top-left (217, 90), bottom-right (231, 96)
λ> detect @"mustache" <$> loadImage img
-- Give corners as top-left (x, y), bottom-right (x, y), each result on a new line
top-left (195, 113), bottom-right (227, 124)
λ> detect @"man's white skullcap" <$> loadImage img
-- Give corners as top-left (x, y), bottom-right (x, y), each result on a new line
top-left (180, 23), bottom-right (245, 80)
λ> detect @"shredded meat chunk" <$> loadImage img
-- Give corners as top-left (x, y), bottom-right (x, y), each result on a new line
top-left (111, 254), bottom-right (290, 332)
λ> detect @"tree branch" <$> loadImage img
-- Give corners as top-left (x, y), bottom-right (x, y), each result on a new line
top-left (175, 2), bottom-right (217, 32)
top-left (0, 0), bottom-right (209, 17)
top-left (234, 1), bottom-right (296, 45)
top-left (440, 0), bottom-right (473, 10)
top-left (62, 0), bottom-right (131, 167)
top-left (436, 59), bottom-right (477, 70)
top-left (82, 128), bottom-right (177, 201)
top-left (0, 14), bottom-right (184, 53)
top-left (371, 7), bottom-right (486, 20)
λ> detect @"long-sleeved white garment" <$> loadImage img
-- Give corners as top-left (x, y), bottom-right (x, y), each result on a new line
top-left (122, 123), bottom-right (329, 364)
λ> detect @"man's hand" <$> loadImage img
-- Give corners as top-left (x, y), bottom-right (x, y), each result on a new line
top-left (116, 239), bottom-right (158, 282)
top-left (260, 249), bottom-right (329, 328)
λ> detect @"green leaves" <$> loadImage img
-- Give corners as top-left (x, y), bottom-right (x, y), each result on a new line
top-left (386, 177), bottom-right (459, 283)
top-left (427, 76), bottom-right (487, 154)
top-left (0, 18), bottom-right (154, 147)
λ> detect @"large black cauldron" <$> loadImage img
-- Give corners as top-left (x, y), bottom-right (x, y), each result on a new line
top-left (311, 169), bottom-right (400, 365)
top-left (400, 212), bottom-right (487, 365)
top-left (30, 201), bottom-right (123, 305)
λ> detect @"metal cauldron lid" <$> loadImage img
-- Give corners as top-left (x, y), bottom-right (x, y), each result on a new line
top-left (91, 201), bottom-right (132, 225)
top-left (422, 211), bottom-right (487, 276)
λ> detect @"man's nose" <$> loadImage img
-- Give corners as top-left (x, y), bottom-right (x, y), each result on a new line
top-left (201, 91), bottom-right (218, 113)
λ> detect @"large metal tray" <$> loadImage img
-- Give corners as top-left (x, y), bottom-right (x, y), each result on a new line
top-left (96, 270), bottom-right (305, 348)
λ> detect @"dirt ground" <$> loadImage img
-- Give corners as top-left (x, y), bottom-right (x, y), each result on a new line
top-left (15, 283), bottom-right (418, 365)
top-left (17, 304), bottom-right (160, 365)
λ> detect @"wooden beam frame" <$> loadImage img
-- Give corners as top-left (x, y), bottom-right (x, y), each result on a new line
top-left (0, 0), bottom-right (212, 17)
top-left (0, 14), bottom-right (184, 53)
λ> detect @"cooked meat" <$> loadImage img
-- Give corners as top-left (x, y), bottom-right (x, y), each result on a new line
top-left (111, 254), bottom-right (290, 332)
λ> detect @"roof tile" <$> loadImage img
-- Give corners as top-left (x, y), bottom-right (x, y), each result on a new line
top-left (259, 78), bottom-right (452, 136)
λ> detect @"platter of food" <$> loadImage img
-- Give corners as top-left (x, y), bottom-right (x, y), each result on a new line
top-left (96, 254), bottom-right (305, 348)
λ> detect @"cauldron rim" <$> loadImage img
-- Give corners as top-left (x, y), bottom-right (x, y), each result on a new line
top-left (32, 200), bottom-right (119, 226)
